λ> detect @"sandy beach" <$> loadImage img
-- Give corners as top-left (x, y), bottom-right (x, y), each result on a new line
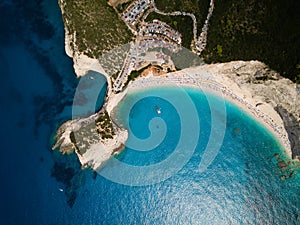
top-left (53, 60), bottom-right (295, 171)
top-left (110, 65), bottom-right (292, 157)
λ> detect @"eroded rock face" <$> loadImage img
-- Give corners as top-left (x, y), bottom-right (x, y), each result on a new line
top-left (52, 110), bottom-right (128, 170)
top-left (53, 60), bottom-right (300, 172)
top-left (207, 61), bottom-right (300, 160)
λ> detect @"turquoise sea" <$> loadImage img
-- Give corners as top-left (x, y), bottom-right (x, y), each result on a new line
top-left (0, 0), bottom-right (299, 224)
top-left (106, 87), bottom-right (300, 224)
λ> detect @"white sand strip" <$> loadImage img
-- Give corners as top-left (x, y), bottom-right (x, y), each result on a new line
top-left (114, 66), bottom-right (292, 156)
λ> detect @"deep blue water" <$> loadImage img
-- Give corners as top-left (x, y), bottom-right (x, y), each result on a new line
top-left (0, 0), bottom-right (299, 225)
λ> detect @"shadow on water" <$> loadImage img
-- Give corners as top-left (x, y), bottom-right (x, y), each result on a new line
top-left (50, 151), bottom-right (87, 208)
top-left (275, 105), bottom-right (300, 159)
top-left (0, 0), bottom-right (96, 208)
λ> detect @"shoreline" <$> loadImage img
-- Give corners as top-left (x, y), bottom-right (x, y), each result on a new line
top-left (115, 66), bottom-right (292, 156)
top-left (52, 60), bottom-right (298, 173)
top-left (57, 0), bottom-right (299, 165)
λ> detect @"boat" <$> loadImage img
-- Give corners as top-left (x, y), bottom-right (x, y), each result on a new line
top-left (155, 105), bottom-right (161, 115)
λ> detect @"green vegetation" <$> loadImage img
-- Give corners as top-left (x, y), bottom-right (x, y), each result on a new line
top-left (115, 0), bottom-right (135, 13)
top-left (111, 72), bottom-right (120, 80)
top-left (145, 12), bottom-right (193, 49)
top-left (62, 0), bottom-right (300, 82)
top-left (155, 0), bottom-right (209, 32)
top-left (95, 111), bottom-right (115, 139)
top-left (216, 44), bottom-right (222, 57)
top-left (69, 122), bottom-right (100, 155)
top-left (67, 111), bottom-right (115, 155)
top-left (126, 70), bottom-right (141, 84)
top-left (202, 0), bottom-right (300, 83)
top-left (60, 0), bottom-right (132, 58)
top-left (155, 0), bottom-right (300, 83)
top-left (124, 64), bottom-right (152, 87)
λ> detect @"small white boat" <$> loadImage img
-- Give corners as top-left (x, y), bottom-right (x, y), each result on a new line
top-left (59, 188), bottom-right (64, 192)
top-left (155, 105), bottom-right (161, 115)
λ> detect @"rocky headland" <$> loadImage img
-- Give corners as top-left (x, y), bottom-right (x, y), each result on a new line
top-left (205, 61), bottom-right (300, 160)
top-left (54, 0), bottom-right (299, 173)
top-left (52, 58), bottom-right (300, 173)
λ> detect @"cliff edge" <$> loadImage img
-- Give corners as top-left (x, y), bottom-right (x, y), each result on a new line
top-left (206, 61), bottom-right (300, 159)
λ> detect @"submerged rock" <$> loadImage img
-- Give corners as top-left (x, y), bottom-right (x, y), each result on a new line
top-left (277, 161), bottom-right (287, 168)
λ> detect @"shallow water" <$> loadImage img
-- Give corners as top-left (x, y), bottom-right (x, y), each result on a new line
top-left (0, 0), bottom-right (299, 224)
top-left (109, 86), bottom-right (300, 224)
